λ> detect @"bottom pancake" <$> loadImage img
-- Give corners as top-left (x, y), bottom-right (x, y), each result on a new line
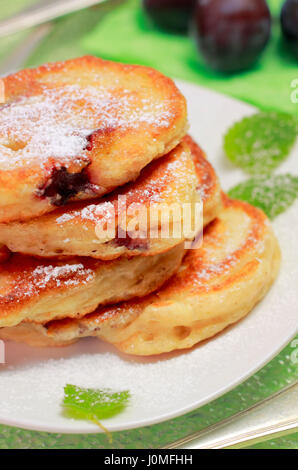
top-left (0, 197), bottom-right (281, 354)
top-left (0, 322), bottom-right (73, 348)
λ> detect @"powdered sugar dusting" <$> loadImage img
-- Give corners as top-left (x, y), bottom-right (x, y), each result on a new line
top-left (0, 85), bottom-right (174, 171)
top-left (31, 264), bottom-right (94, 290)
top-left (0, 262), bottom-right (95, 304)
top-left (56, 201), bottom-right (115, 225)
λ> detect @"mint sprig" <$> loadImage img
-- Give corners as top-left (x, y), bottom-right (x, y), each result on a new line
top-left (63, 384), bottom-right (130, 421)
top-left (228, 174), bottom-right (298, 219)
top-left (224, 112), bottom-right (297, 175)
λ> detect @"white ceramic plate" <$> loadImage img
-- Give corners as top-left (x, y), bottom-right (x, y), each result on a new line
top-left (0, 81), bottom-right (297, 434)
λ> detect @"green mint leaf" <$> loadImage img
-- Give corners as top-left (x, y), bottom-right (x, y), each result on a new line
top-left (63, 384), bottom-right (130, 421)
top-left (224, 112), bottom-right (297, 175)
top-left (228, 174), bottom-right (298, 219)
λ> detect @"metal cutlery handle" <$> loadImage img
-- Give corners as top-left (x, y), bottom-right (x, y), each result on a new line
top-left (0, 0), bottom-right (109, 38)
top-left (165, 382), bottom-right (298, 449)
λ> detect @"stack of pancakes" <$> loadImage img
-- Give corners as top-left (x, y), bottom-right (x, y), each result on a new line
top-left (0, 57), bottom-right (280, 355)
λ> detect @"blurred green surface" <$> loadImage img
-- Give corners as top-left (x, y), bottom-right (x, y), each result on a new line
top-left (0, 0), bottom-right (297, 449)
top-left (83, 0), bottom-right (298, 115)
top-left (0, 0), bottom-right (39, 65)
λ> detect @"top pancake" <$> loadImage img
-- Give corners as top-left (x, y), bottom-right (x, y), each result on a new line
top-left (0, 56), bottom-right (187, 223)
top-left (41, 196), bottom-right (281, 355)
top-left (0, 137), bottom-right (221, 259)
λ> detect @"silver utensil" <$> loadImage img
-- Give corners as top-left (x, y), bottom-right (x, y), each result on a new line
top-left (165, 381), bottom-right (298, 449)
top-left (0, 23), bottom-right (52, 76)
top-left (0, 0), bottom-right (109, 38)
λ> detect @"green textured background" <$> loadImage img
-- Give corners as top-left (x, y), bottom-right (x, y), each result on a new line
top-left (0, 0), bottom-right (297, 449)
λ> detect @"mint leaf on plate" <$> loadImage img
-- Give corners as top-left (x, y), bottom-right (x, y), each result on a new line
top-left (228, 174), bottom-right (298, 219)
top-left (63, 384), bottom-right (130, 421)
top-left (224, 112), bottom-right (297, 175)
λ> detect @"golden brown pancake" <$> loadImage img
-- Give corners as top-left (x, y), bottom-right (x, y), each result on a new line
top-left (0, 56), bottom-right (187, 223)
top-left (0, 322), bottom-right (71, 348)
top-left (184, 135), bottom-right (222, 227)
top-left (0, 197), bottom-right (281, 354)
top-left (0, 137), bottom-right (221, 259)
top-left (0, 243), bottom-right (185, 328)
